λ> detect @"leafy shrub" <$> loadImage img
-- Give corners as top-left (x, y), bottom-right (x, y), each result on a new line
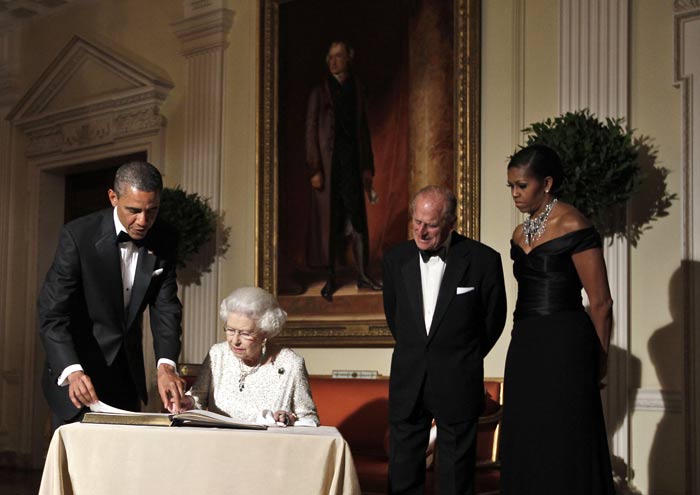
top-left (521, 109), bottom-right (643, 228)
top-left (159, 186), bottom-right (216, 269)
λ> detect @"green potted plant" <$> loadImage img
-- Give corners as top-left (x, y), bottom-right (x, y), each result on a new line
top-left (158, 186), bottom-right (229, 284)
top-left (520, 109), bottom-right (675, 244)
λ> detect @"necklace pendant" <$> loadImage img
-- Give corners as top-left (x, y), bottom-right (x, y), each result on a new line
top-left (237, 355), bottom-right (262, 393)
top-left (523, 198), bottom-right (557, 246)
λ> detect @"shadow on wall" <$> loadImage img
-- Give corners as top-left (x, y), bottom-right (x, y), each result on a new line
top-left (605, 344), bottom-right (641, 494)
top-left (599, 135), bottom-right (677, 246)
top-left (647, 263), bottom-right (693, 495)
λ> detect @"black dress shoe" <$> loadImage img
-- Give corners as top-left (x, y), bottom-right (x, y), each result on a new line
top-left (321, 278), bottom-right (336, 301)
top-left (357, 275), bottom-right (382, 291)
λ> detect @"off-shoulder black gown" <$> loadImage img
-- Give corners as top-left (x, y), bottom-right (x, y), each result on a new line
top-left (500, 227), bottom-right (615, 494)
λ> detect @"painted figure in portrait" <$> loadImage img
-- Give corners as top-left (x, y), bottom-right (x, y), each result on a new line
top-left (305, 40), bottom-right (382, 301)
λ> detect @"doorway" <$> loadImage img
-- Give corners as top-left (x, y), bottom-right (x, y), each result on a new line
top-left (63, 152), bottom-right (147, 223)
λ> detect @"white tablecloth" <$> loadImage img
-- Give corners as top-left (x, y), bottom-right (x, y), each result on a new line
top-left (39, 422), bottom-right (360, 495)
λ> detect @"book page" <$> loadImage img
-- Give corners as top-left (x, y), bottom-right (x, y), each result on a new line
top-left (175, 409), bottom-right (238, 423)
top-left (86, 401), bottom-right (265, 429)
top-left (89, 401), bottom-right (153, 415)
top-left (173, 410), bottom-right (267, 430)
top-left (90, 401), bottom-right (172, 417)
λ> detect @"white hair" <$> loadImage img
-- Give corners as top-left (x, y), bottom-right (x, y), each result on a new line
top-left (219, 287), bottom-right (287, 339)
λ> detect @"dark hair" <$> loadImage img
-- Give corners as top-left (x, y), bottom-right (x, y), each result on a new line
top-left (410, 185), bottom-right (457, 227)
top-left (507, 145), bottom-right (564, 195)
top-left (326, 40), bottom-right (355, 63)
top-left (114, 161), bottom-right (163, 197)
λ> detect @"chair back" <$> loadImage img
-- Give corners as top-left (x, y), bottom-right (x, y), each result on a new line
top-left (178, 363), bottom-right (202, 390)
top-left (309, 376), bottom-right (390, 457)
top-left (477, 378), bottom-right (503, 467)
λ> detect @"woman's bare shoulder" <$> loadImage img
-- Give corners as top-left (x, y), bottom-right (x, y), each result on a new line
top-left (511, 224), bottom-right (523, 242)
top-left (549, 201), bottom-right (592, 235)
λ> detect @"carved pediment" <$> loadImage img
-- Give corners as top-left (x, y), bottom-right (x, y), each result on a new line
top-left (7, 35), bottom-right (174, 157)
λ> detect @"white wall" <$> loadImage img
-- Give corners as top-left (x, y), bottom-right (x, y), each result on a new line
top-left (628, 2), bottom-right (684, 493)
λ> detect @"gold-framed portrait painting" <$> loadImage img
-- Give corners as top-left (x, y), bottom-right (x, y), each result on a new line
top-left (258, 0), bottom-right (481, 346)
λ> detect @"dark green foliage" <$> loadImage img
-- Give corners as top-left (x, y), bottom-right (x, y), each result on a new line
top-left (159, 186), bottom-right (217, 269)
top-left (522, 109), bottom-right (643, 229)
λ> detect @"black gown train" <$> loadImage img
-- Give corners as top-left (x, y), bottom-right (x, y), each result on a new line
top-left (500, 227), bottom-right (615, 495)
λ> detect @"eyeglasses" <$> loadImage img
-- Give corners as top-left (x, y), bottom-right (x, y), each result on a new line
top-left (223, 327), bottom-right (256, 341)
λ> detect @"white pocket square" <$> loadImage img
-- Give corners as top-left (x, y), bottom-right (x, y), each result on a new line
top-left (456, 286), bottom-right (474, 295)
top-left (152, 268), bottom-right (164, 277)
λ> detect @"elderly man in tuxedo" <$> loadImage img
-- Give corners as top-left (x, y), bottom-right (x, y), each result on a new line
top-left (382, 185), bottom-right (507, 495)
top-left (38, 161), bottom-right (185, 428)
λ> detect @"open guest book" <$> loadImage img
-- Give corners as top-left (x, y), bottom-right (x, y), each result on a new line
top-left (82, 401), bottom-right (267, 429)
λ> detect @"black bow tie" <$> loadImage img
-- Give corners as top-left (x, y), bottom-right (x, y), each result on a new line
top-left (116, 231), bottom-right (144, 247)
top-left (420, 246), bottom-right (446, 263)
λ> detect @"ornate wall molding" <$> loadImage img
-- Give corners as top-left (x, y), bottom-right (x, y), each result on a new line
top-left (673, 2), bottom-right (700, 492)
top-left (8, 36), bottom-right (172, 164)
top-left (675, 0), bottom-right (700, 12)
top-left (172, 7), bottom-right (233, 363)
top-left (172, 7), bottom-right (234, 57)
top-left (558, 0), bottom-right (631, 480)
top-left (559, 0), bottom-right (629, 115)
top-left (22, 105), bottom-right (166, 157)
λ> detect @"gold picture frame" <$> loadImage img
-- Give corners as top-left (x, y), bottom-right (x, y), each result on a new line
top-left (257, 0), bottom-right (481, 347)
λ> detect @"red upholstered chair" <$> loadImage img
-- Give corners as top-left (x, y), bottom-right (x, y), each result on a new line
top-left (474, 379), bottom-right (503, 495)
top-left (310, 376), bottom-right (395, 494)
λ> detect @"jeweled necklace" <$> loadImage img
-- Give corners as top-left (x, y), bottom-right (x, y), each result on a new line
top-left (523, 198), bottom-right (558, 246)
top-left (238, 356), bottom-right (263, 392)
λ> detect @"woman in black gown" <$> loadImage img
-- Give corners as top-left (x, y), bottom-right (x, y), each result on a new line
top-left (501, 145), bottom-right (616, 494)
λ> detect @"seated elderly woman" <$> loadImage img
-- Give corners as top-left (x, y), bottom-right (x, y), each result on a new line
top-left (179, 287), bottom-right (319, 426)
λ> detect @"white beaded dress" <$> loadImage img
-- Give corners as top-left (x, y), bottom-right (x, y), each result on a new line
top-left (186, 343), bottom-right (319, 426)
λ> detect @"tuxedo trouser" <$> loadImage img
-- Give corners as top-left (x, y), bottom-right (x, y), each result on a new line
top-left (388, 374), bottom-right (478, 495)
top-left (51, 347), bottom-right (141, 430)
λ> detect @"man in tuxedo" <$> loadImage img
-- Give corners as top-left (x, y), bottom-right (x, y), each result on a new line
top-left (382, 185), bottom-right (507, 494)
top-left (38, 161), bottom-right (185, 428)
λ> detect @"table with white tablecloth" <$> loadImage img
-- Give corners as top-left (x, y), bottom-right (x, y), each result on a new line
top-left (39, 422), bottom-right (360, 495)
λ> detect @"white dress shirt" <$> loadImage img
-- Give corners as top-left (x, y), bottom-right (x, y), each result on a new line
top-left (57, 208), bottom-right (175, 386)
top-left (419, 233), bottom-right (452, 334)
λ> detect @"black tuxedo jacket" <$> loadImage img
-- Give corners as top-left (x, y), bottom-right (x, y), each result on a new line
top-left (38, 208), bottom-right (182, 420)
top-left (382, 233), bottom-right (506, 423)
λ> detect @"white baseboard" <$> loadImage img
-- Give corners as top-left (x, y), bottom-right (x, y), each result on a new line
top-left (633, 389), bottom-right (682, 413)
